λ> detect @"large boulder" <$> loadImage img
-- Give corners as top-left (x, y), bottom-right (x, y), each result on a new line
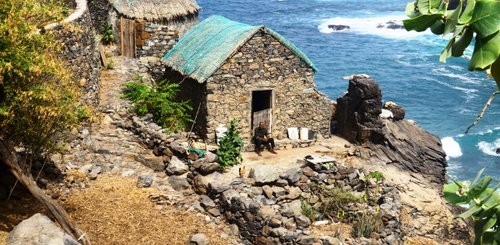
top-left (336, 76), bottom-right (447, 185)
top-left (7, 213), bottom-right (80, 245)
top-left (336, 75), bottom-right (384, 144)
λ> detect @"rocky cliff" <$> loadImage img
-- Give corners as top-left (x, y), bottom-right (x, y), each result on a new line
top-left (336, 75), bottom-right (447, 185)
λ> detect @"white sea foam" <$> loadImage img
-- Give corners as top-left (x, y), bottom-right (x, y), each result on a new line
top-left (318, 15), bottom-right (431, 39)
top-left (442, 137), bottom-right (463, 159)
top-left (432, 67), bottom-right (481, 85)
top-left (477, 139), bottom-right (500, 156)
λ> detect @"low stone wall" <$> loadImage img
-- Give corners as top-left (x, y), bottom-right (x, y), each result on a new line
top-left (48, 0), bottom-right (102, 106)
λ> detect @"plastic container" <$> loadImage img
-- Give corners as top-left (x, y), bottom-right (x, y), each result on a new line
top-left (216, 125), bottom-right (228, 144)
top-left (287, 127), bottom-right (299, 140)
top-left (300, 128), bottom-right (309, 140)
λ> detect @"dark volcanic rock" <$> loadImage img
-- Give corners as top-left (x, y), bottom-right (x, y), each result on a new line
top-left (377, 21), bottom-right (405, 30)
top-left (336, 75), bottom-right (384, 144)
top-left (336, 75), bottom-right (447, 185)
top-left (361, 120), bottom-right (447, 185)
top-left (328, 24), bottom-right (350, 31)
top-left (384, 103), bottom-right (406, 121)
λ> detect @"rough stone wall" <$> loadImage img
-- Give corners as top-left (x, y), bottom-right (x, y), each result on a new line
top-left (205, 31), bottom-right (333, 142)
top-left (51, 2), bottom-right (102, 106)
top-left (87, 0), bottom-right (111, 33)
top-left (135, 21), bottom-right (180, 58)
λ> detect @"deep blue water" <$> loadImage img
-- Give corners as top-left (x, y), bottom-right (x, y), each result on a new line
top-left (197, 0), bottom-right (500, 182)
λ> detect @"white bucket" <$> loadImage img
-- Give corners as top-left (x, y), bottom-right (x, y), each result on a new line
top-left (216, 125), bottom-right (228, 144)
top-left (300, 128), bottom-right (309, 140)
top-left (287, 127), bottom-right (299, 140)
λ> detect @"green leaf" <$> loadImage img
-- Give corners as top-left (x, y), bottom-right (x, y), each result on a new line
top-left (444, 0), bottom-right (462, 35)
top-left (452, 27), bottom-right (474, 57)
top-left (430, 19), bottom-right (445, 34)
top-left (469, 176), bottom-right (493, 198)
top-left (404, 14), bottom-right (443, 32)
top-left (458, 203), bottom-right (483, 219)
top-left (469, 31), bottom-right (500, 70)
top-left (406, 2), bottom-right (420, 18)
top-left (470, 0), bottom-right (500, 38)
top-left (459, 203), bottom-right (482, 219)
top-left (444, 182), bottom-right (470, 204)
top-left (417, 0), bottom-right (444, 14)
top-left (458, 0), bottom-right (476, 24)
top-left (440, 37), bottom-right (456, 63)
top-left (491, 57), bottom-right (500, 90)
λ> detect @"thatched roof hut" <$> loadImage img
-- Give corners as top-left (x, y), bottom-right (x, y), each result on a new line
top-left (110, 0), bottom-right (200, 22)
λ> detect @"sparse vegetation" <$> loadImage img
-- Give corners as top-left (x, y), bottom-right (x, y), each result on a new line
top-left (106, 58), bottom-right (114, 69)
top-left (443, 168), bottom-right (499, 245)
top-left (217, 119), bottom-right (244, 168)
top-left (122, 76), bottom-right (193, 133)
top-left (100, 22), bottom-right (115, 44)
top-left (352, 210), bottom-right (383, 238)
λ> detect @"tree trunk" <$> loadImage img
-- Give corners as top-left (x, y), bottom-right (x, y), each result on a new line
top-left (0, 140), bottom-right (91, 245)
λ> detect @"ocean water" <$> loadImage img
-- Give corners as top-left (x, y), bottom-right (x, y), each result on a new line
top-left (196, 0), bottom-right (500, 181)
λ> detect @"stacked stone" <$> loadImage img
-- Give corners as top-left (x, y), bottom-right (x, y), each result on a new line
top-left (52, 9), bottom-right (102, 106)
top-left (136, 22), bottom-right (179, 58)
top-left (190, 160), bottom-right (404, 245)
top-left (206, 31), bottom-right (333, 142)
top-left (87, 0), bottom-right (110, 32)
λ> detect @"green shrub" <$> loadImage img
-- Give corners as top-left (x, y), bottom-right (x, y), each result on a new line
top-left (217, 119), bottom-right (244, 168)
top-left (122, 78), bottom-right (193, 133)
top-left (101, 22), bottom-right (115, 44)
top-left (352, 211), bottom-right (383, 238)
top-left (315, 186), bottom-right (362, 222)
top-left (443, 169), bottom-right (499, 245)
top-left (301, 199), bottom-right (318, 221)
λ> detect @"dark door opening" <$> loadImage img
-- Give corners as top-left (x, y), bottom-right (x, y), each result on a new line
top-left (251, 90), bottom-right (272, 133)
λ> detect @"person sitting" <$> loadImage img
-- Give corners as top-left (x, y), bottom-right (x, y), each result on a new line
top-left (253, 122), bottom-right (277, 156)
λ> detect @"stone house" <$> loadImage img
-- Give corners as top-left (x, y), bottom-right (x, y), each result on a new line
top-left (162, 15), bottom-right (333, 143)
top-left (88, 0), bottom-right (200, 57)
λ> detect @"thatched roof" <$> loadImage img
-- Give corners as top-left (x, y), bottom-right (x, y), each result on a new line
top-left (162, 15), bottom-right (317, 83)
top-left (111, 0), bottom-right (200, 22)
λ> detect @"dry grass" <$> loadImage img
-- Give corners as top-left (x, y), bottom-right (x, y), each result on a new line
top-left (63, 175), bottom-right (229, 245)
top-left (404, 237), bottom-right (440, 245)
top-left (311, 222), bottom-right (353, 241)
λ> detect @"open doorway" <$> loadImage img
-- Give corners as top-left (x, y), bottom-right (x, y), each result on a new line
top-left (251, 90), bottom-right (272, 133)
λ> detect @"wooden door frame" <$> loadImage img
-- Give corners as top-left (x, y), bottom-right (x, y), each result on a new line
top-left (250, 88), bottom-right (274, 135)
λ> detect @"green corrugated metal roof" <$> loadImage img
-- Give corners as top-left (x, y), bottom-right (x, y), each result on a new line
top-left (162, 15), bottom-right (317, 83)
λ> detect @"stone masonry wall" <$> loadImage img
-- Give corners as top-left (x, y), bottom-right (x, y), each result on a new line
top-left (206, 31), bottom-right (333, 142)
top-left (87, 0), bottom-right (110, 33)
top-left (51, 1), bottom-right (102, 106)
top-left (135, 21), bottom-right (180, 58)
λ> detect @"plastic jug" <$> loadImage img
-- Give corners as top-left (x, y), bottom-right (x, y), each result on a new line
top-left (216, 125), bottom-right (228, 144)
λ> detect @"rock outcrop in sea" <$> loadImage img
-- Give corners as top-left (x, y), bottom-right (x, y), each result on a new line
top-left (336, 75), bottom-right (447, 185)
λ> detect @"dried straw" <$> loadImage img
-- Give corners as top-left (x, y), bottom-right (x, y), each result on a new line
top-left (111, 0), bottom-right (200, 22)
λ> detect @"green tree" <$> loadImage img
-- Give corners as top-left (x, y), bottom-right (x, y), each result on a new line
top-left (0, 0), bottom-right (89, 243)
top-left (403, 0), bottom-right (500, 132)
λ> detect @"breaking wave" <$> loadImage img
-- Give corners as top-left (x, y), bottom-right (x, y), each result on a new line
top-left (441, 137), bottom-right (463, 159)
top-left (318, 15), bottom-right (431, 39)
top-left (477, 139), bottom-right (500, 156)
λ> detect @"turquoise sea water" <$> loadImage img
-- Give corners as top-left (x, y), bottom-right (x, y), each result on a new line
top-left (197, 0), bottom-right (500, 181)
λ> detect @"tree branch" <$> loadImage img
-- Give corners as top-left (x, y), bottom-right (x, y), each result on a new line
top-left (465, 91), bottom-right (500, 134)
top-left (0, 139), bottom-right (91, 245)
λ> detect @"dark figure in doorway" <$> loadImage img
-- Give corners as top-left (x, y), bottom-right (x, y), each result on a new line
top-left (254, 122), bottom-right (277, 156)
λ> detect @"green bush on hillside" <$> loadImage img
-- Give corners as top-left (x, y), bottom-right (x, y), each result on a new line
top-left (122, 77), bottom-right (192, 133)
